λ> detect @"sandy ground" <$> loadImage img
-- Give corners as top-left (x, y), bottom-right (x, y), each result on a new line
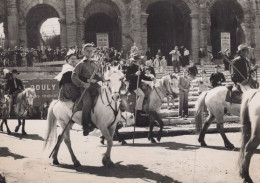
top-left (0, 120), bottom-right (259, 183)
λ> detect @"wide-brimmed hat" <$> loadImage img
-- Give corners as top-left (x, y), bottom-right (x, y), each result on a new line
top-left (215, 65), bottom-right (221, 69)
top-left (237, 44), bottom-right (250, 53)
top-left (11, 69), bottom-right (20, 74)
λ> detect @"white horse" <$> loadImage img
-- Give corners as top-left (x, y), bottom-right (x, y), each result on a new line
top-left (239, 89), bottom-right (260, 183)
top-left (44, 66), bottom-right (126, 167)
top-left (195, 86), bottom-right (240, 149)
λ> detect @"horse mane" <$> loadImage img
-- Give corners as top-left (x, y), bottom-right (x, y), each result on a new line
top-left (16, 88), bottom-right (36, 103)
top-left (104, 66), bottom-right (124, 80)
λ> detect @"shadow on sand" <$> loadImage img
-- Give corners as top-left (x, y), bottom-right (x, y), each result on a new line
top-left (0, 147), bottom-right (25, 159)
top-left (4, 132), bottom-right (44, 141)
top-left (120, 141), bottom-right (200, 151)
top-left (201, 145), bottom-right (260, 154)
top-left (56, 161), bottom-right (180, 183)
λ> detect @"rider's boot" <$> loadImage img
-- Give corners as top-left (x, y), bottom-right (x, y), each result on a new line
top-left (82, 104), bottom-right (95, 136)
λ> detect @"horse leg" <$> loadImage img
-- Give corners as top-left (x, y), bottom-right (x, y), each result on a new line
top-left (15, 118), bottom-right (21, 132)
top-left (4, 119), bottom-right (11, 134)
top-left (216, 121), bottom-right (235, 149)
top-left (63, 129), bottom-right (81, 167)
top-left (148, 115), bottom-right (156, 143)
top-left (101, 128), bottom-right (115, 168)
top-left (100, 136), bottom-right (105, 145)
top-left (22, 119), bottom-right (27, 135)
top-left (115, 123), bottom-right (127, 145)
top-left (240, 136), bottom-right (260, 183)
top-left (0, 120), bottom-right (3, 131)
top-left (151, 111), bottom-right (164, 142)
top-left (52, 134), bottom-right (64, 165)
top-left (198, 114), bottom-right (215, 147)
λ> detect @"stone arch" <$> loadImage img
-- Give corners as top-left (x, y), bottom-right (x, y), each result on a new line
top-left (77, 0), bottom-right (127, 49)
top-left (143, 0), bottom-right (193, 62)
top-left (25, 4), bottom-right (61, 48)
top-left (21, 0), bottom-right (65, 20)
top-left (141, 0), bottom-right (196, 15)
top-left (81, 0), bottom-right (125, 50)
top-left (209, 0), bottom-right (246, 57)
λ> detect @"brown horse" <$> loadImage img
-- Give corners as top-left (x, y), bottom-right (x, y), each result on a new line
top-left (239, 89), bottom-right (260, 183)
top-left (0, 88), bottom-right (36, 135)
top-left (121, 74), bottom-right (179, 143)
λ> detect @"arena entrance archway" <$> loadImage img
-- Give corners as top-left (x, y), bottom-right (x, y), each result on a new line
top-left (26, 4), bottom-right (60, 48)
top-left (84, 1), bottom-right (121, 50)
top-left (210, 0), bottom-right (244, 58)
top-left (146, 1), bottom-right (191, 60)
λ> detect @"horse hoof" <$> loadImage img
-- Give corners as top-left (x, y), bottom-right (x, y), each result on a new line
top-left (53, 159), bottom-right (60, 165)
top-left (225, 144), bottom-right (235, 150)
top-left (15, 126), bottom-right (19, 132)
top-left (151, 138), bottom-right (157, 143)
top-left (200, 142), bottom-right (207, 147)
top-left (74, 161), bottom-right (81, 168)
top-left (102, 156), bottom-right (114, 168)
top-left (121, 140), bottom-right (127, 145)
top-left (7, 131), bottom-right (11, 135)
top-left (157, 136), bottom-right (161, 142)
top-left (22, 131), bottom-right (27, 135)
top-left (100, 139), bottom-right (105, 145)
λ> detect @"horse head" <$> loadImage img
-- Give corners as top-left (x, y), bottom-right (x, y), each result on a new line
top-left (104, 65), bottom-right (125, 101)
top-left (120, 111), bottom-right (135, 127)
top-left (162, 73), bottom-right (179, 97)
top-left (23, 88), bottom-right (37, 107)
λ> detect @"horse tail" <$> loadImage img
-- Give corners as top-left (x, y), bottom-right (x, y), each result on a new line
top-left (44, 100), bottom-right (58, 148)
top-left (238, 90), bottom-right (256, 175)
top-left (195, 91), bottom-right (208, 133)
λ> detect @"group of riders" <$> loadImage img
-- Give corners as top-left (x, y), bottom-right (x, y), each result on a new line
top-left (0, 42), bottom-right (257, 136)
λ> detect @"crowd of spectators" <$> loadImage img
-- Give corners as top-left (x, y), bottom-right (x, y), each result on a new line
top-left (0, 46), bottom-right (69, 67)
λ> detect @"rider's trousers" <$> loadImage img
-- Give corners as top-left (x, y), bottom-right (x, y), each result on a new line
top-left (134, 88), bottom-right (145, 111)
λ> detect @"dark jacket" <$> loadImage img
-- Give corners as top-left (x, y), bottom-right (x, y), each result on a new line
top-left (59, 71), bottom-right (73, 88)
top-left (210, 72), bottom-right (226, 88)
top-left (5, 78), bottom-right (24, 95)
top-left (231, 56), bottom-right (250, 84)
top-left (125, 64), bottom-right (152, 92)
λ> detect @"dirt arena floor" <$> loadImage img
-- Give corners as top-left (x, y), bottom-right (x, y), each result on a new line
top-left (0, 120), bottom-right (259, 183)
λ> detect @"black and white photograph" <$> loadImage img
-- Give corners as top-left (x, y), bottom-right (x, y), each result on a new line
top-left (0, 0), bottom-right (260, 182)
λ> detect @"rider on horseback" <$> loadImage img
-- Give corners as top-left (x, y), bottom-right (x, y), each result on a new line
top-left (231, 44), bottom-right (258, 92)
top-left (124, 56), bottom-right (153, 114)
top-left (4, 69), bottom-right (24, 117)
top-left (71, 43), bottom-right (103, 136)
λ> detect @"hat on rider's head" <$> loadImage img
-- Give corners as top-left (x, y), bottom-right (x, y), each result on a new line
top-left (65, 49), bottom-right (77, 59)
top-left (11, 69), bottom-right (20, 75)
top-left (82, 43), bottom-right (95, 51)
top-left (237, 44), bottom-right (250, 53)
top-left (215, 65), bottom-right (221, 69)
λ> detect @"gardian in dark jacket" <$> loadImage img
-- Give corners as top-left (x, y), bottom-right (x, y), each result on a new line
top-left (210, 72), bottom-right (226, 88)
top-left (5, 77), bottom-right (24, 95)
top-left (125, 63), bottom-right (152, 92)
top-left (231, 56), bottom-right (250, 84)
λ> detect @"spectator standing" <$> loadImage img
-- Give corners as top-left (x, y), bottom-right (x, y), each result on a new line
top-left (183, 47), bottom-right (190, 66)
top-left (153, 55), bottom-right (160, 72)
top-left (169, 46), bottom-right (181, 73)
top-left (160, 56), bottom-right (167, 72)
top-left (178, 67), bottom-right (196, 118)
top-left (198, 48), bottom-right (206, 66)
top-left (156, 49), bottom-right (162, 59)
top-left (179, 46), bottom-right (185, 67)
top-left (130, 42), bottom-right (140, 56)
top-left (146, 47), bottom-right (152, 60)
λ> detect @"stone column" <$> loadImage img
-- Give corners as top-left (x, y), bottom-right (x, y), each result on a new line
top-left (58, 18), bottom-right (67, 47)
top-left (191, 13), bottom-right (200, 64)
top-left (7, 0), bottom-right (19, 49)
top-left (65, 0), bottom-right (77, 47)
top-left (199, 4), bottom-right (208, 50)
top-left (130, 0), bottom-right (142, 50)
top-left (253, 9), bottom-right (260, 64)
top-left (141, 12), bottom-right (148, 54)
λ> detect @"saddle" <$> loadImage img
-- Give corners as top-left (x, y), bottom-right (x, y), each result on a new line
top-left (225, 85), bottom-right (242, 104)
top-left (125, 83), bottom-right (152, 127)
